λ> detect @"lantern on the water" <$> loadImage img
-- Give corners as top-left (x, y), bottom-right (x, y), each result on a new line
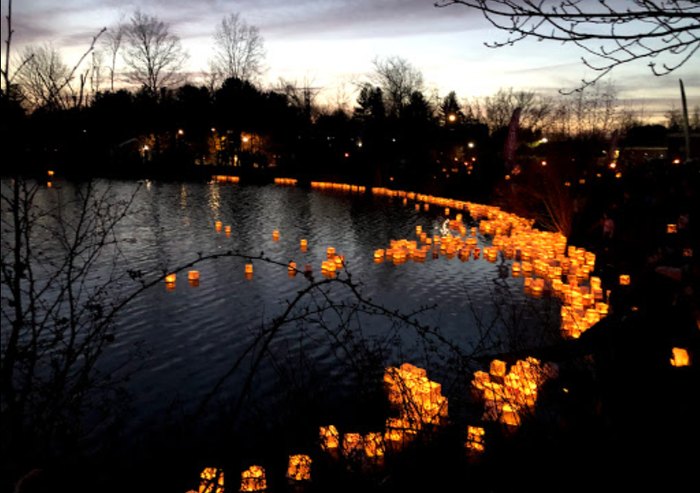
top-left (239, 465), bottom-right (266, 492)
top-left (188, 270), bottom-right (200, 286)
top-left (198, 467), bottom-right (224, 493)
top-left (224, 225), bottom-right (232, 236)
top-left (300, 239), bottom-right (308, 251)
top-left (326, 246), bottom-right (336, 258)
top-left (165, 273), bottom-right (176, 290)
top-left (215, 221), bottom-right (223, 232)
top-left (47, 170), bottom-right (55, 177)
top-left (363, 432), bottom-right (385, 459)
top-left (489, 359), bottom-right (507, 378)
top-left (272, 230), bottom-right (280, 240)
top-left (342, 432), bottom-right (363, 458)
top-left (667, 224), bottom-right (678, 234)
top-left (619, 274), bottom-right (631, 286)
top-left (245, 264), bottom-right (253, 279)
top-left (287, 454), bottom-right (312, 482)
top-left (320, 425), bottom-right (339, 452)
top-left (670, 347), bottom-right (690, 367)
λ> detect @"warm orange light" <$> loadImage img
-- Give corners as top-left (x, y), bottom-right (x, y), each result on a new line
top-left (46, 181), bottom-right (53, 188)
top-left (224, 225), bottom-right (232, 236)
top-left (188, 270), bottom-right (200, 281)
top-left (670, 347), bottom-right (690, 367)
top-left (287, 454), bottom-right (312, 481)
top-left (667, 224), bottom-right (678, 234)
top-left (619, 274), bottom-right (631, 286)
top-left (300, 239), bottom-right (307, 250)
top-left (165, 273), bottom-right (176, 284)
top-left (47, 170), bottom-right (55, 177)
top-left (272, 229), bottom-right (280, 240)
top-left (245, 264), bottom-right (253, 276)
top-left (240, 465), bottom-right (266, 492)
top-left (198, 467), bottom-right (224, 493)
top-left (489, 359), bottom-right (507, 378)
top-left (320, 425), bottom-right (339, 451)
top-left (465, 425), bottom-right (485, 453)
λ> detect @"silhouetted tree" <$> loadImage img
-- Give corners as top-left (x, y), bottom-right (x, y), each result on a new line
top-left (436, 0), bottom-right (700, 91)
top-left (101, 21), bottom-right (125, 92)
top-left (440, 91), bottom-right (463, 125)
top-left (122, 10), bottom-right (188, 96)
top-left (211, 13), bottom-right (266, 85)
top-left (370, 56), bottom-right (424, 117)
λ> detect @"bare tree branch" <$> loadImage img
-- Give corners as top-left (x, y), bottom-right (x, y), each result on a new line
top-left (436, 0), bottom-right (700, 91)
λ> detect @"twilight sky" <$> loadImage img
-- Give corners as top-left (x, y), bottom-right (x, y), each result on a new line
top-left (5, 0), bottom-right (699, 122)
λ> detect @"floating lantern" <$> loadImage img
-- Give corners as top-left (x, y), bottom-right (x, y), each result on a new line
top-left (215, 221), bottom-right (223, 232)
top-left (46, 181), bottom-right (53, 188)
top-left (670, 347), bottom-right (690, 367)
top-left (320, 425), bottom-right (339, 452)
top-left (245, 264), bottom-right (253, 279)
top-left (416, 225), bottom-right (422, 235)
top-left (199, 467), bottom-right (224, 493)
top-left (47, 170), bottom-right (55, 177)
top-left (342, 432), bottom-right (363, 458)
top-left (667, 224), bottom-right (678, 234)
top-left (489, 359), bottom-right (507, 378)
top-left (188, 270), bottom-right (200, 287)
top-left (287, 454), bottom-right (312, 482)
top-left (300, 239), bottom-right (308, 251)
top-left (224, 225), bottom-right (232, 236)
top-left (374, 249), bottom-right (385, 261)
top-left (272, 230), bottom-right (280, 241)
top-left (619, 274), bottom-right (631, 286)
top-left (363, 432), bottom-right (385, 459)
top-left (164, 273), bottom-right (176, 290)
top-left (326, 246), bottom-right (336, 258)
top-left (239, 465), bottom-right (266, 492)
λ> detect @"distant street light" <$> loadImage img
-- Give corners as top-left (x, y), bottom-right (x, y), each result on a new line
top-left (448, 114), bottom-right (457, 123)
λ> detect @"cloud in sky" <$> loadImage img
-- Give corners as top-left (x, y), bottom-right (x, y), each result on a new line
top-left (5, 0), bottom-right (698, 121)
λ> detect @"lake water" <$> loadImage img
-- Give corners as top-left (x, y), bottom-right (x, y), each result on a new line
top-left (3, 178), bottom-right (561, 435)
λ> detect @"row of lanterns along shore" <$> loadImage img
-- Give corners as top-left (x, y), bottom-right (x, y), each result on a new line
top-left (182, 178), bottom-right (691, 492)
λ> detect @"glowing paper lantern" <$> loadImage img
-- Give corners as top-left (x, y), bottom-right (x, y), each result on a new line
top-left (245, 264), bottom-right (253, 279)
top-left (363, 432), bottom-right (385, 459)
top-left (239, 465), bottom-right (266, 492)
top-left (188, 270), bottom-right (200, 287)
top-left (286, 454), bottom-right (312, 482)
top-left (667, 224), bottom-right (678, 234)
top-left (198, 467), bottom-right (224, 493)
top-left (670, 347), bottom-right (690, 367)
top-left (489, 359), bottom-right (507, 378)
top-left (272, 230), bottom-right (280, 241)
top-left (300, 239), bottom-right (308, 251)
top-left (342, 432), bottom-right (363, 458)
top-left (320, 425), bottom-right (340, 452)
top-left (224, 225), bottom-right (232, 236)
top-left (619, 274), bottom-right (631, 286)
top-left (47, 170), bottom-right (55, 177)
top-left (164, 273), bottom-right (176, 290)
top-left (215, 221), bottom-right (223, 232)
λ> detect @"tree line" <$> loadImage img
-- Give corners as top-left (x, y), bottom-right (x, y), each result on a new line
top-left (1, 4), bottom-right (697, 196)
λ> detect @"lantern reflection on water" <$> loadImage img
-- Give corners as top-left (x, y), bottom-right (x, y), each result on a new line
top-left (240, 465), bottom-right (266, 492)
top-left (465, 425), bottom-right (485, 454)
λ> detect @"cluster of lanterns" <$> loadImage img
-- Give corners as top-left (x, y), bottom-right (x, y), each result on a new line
top-left (369, 185), bottom-right (614, 339)
top-left (472, 357), bottom-right (558, 428)
top-left (274, 177), bottom-right (298, 186)
top-left (213, 175), bottom-right (240, 183)
top-left (310, 181), bottom-right (366, 193)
